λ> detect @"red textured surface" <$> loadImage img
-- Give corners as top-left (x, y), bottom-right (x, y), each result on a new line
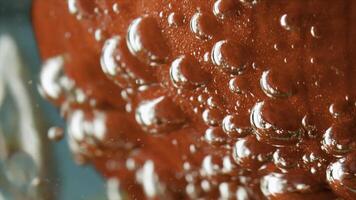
top-left (33, 0), bottom-right (356, 199)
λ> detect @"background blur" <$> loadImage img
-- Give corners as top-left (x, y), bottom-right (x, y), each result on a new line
top-left (0, 0), bottom-right (106, 199)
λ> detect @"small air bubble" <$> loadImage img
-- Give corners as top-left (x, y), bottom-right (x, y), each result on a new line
top-left (47, 127), bottom-right (64, 141)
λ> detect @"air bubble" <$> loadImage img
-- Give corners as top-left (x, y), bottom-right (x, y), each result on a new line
top-left (101, 36), bottom-right (156, 87)
top-left (310, 26), bottom-right (321, 38)
top-left (321, 121), bottom-right (356, 156)
top-left (301, 115), bottom-right (317, 138)
top-left (260, 69), bottom-right (296, 98)
top-left (280, 14), bottom-right (291, 30)
top-left (233, 135), bottom-right (274, 170)
top-left (261, 171), bottom-right (323, 199)
top-left (47, 127), bottom-right (64, 141)
top-left (201, 155), bottom-right (222, 176)
top-left (112, 3), bottom-right (120, 14)
top-left (94, 29), bottom-right (103, 41)
top-left (38, 56), bottom-right (74, 105)
top-left (101, 36), bottom-right (120, 76)
top-left (169, 56), bottom-right (210, 89)
top-left (327, 152), bottom-right (356, 199)
top-left (135, 94), bottom-right (186, 134)
top-left (168, 12), bottom-right (185, 27)
top-left (213, 0), bottom-right (239, 19)
top-left (202, 108), bottom-right (224, 126)
top-left (190, 12), bottom-right (219, 40)
top-left (127, 16), bottom-right (170, 66)
top-left (136, 160), bottom-right (164, 198)
top-left (66, 109), bottom-right (138, 158)
top-left (302, 147), bottom-right (328, 177)
top-left (229, 76), bottom-right (249, 94)
top-left (204, 127), bottom-right (226, 145)
top-left (206, 96), bottom-right (222, 109)
top-left (328, 99), bottom-right (354, 118)
top-left (67, 0), bottom-right (79, 15)
top-left (219, 183), bottom-right (253, 200)
top-left (273, 148), bottom-right (300, 169)
top-left (250, 100), bottom-right (303, 146)
top-left (239, 0), bottom-right (259, 6)
top-left (107, 178), bottom-right (123, 200)
top-left (222, 114), bottom-right (251, 138)
top-left (67, 0), bottom-right (96, 18)
top-left (211, 40), bottom-right (250, 74)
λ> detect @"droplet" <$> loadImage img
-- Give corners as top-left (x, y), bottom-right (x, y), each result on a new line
top-left (190, 12), bottom-right (219, 40)
top-left (250, 100), bottom-right (303, 146)
top-left (127, 16), bottom-right (170, 66)
top-left (213, 0), bottom-right (239, 19)
top-left (327, 152), bottom-right (356, 200)
top-left (321, 121), bottom-right (356, 156)
top-left (211, 40), bottom-right (251, 74)
top-left (222, 114), bottom-right (251, 138)
top-left (169, 56), bottom-right (210, 89)
top-left (233, 135), bottom-right (274, 170)
top-left (47, 126), bottom-right (64, 141)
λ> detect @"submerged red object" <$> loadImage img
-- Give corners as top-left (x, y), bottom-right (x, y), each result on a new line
top-left (33, 0), bottom-right (356, 199)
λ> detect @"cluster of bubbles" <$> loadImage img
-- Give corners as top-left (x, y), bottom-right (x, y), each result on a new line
top-left (37, 0), bottom-right (356, 199)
